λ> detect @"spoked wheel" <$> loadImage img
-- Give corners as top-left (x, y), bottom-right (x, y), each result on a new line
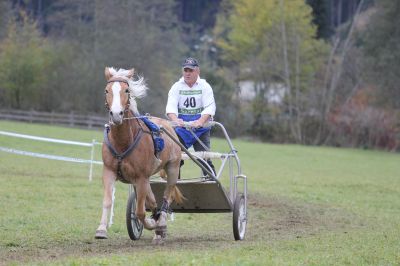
top-left (233, 193), bottom-right (247, 240)
top-left (126, 189), bottom-right (143, 240)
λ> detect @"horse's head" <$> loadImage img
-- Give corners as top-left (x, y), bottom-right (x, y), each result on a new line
top-left (104, 67), bottom-right (148, 125)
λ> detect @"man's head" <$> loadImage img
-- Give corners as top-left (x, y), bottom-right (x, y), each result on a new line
top-left (182, 57), bottom-right (200, 87)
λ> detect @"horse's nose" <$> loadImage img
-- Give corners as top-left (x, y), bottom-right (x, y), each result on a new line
top-left (119, 111), bottom-right (123, 116)
top-left (109, 111), bottom-right (113, 116)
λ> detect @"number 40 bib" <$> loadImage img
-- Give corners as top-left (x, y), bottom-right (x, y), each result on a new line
top-left (178, 89), bottom-right (204, 115)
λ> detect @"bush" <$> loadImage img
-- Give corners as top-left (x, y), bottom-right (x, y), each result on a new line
top-left (327, 96), bottom-right (399, 151)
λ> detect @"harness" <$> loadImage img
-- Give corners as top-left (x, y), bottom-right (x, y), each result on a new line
top-left (104, 79), bottom-right (164, 183)
top-left (103, 123), bottom-right (143, 183)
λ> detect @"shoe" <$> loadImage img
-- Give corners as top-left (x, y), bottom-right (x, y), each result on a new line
top-left (178, 160), bottom-right (184, 179)
top-left (202, 159), bottom-right (216, 178)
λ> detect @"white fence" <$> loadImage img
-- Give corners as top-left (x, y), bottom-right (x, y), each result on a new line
top-left (0, 130), bottom-right (103, 181)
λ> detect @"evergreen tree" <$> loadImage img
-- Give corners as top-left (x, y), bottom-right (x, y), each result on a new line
top-left (306, 0), bottom-right (333, 39)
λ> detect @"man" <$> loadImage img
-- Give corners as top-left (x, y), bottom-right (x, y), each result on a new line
top-left (166, 57), bottom-right (216, 177)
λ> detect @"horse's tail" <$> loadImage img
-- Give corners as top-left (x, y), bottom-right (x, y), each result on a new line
top-left (172, 186), bottom-right (185, 205)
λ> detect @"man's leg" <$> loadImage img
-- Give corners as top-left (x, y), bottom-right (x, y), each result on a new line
top-left (193, 131), bottom-right (216, 177)
top-left (176, 134), bottom-right (186, 179)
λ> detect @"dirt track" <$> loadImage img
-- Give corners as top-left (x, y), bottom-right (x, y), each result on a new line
top-left (1, 194), bottom-right (361, 265)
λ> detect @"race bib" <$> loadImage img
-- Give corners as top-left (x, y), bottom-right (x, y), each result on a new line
top-left (178, 90), bottom-right (204, 115)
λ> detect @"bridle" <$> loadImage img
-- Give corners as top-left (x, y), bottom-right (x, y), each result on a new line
top-left (103, 79), bottom-right (161, 183)
top-left (104, 79), bottom-right (131, 114)
top-left (103, 78), bottom-right (143, 183)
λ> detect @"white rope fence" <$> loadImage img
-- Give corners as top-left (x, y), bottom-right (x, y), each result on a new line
top-left (0, 130), bottom-right (102, 181)
top-left (0, 129), bottom-right (226, 181)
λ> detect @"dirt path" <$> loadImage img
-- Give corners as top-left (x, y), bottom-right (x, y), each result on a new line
top-left (1, 194), bottom-right (362, 265)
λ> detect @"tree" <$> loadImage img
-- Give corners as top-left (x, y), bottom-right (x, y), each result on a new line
top-left (0, 11), bottom-right (54, 109)
top-left (362, 0), bottom-right (400, 109)
top-left (0, 1), bottom-right (13, 40)
top-left (216, 0), bottom-right (329, 143)
top-left (306, 0), bottom-right (333, 39)
top-left (46, 0), bottom-right (186, 115)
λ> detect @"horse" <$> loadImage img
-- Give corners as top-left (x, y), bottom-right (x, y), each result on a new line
top-left (95, 67), bottom-right (184, 243)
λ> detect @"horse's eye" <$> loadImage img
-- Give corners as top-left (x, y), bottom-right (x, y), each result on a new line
top-left (105, 90), bottom-right (108, 94)
top-left (125, 89), bottom-right (129, 93)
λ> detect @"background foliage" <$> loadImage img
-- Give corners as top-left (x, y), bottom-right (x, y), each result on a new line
top-left (0, 0), bottom-right (398, 150)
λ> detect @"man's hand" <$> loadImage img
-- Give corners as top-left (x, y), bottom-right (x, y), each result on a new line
top-left (167, 113), bottom-right (184, 127)
top-left (191, 114), bottom-right (212, 128)
top-left (174, 118), bottom-right (185, 127)
top-left (191, 119), bottom-right (204, 128)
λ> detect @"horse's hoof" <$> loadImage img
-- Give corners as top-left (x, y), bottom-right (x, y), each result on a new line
top-left (143, 218), bottom-right (157, 230)
top-left (155, 226), bottom-right (167, 238)
top-left (152, 234), bottom-right (165, 245)
top-left (95, 230), bottom-right (108, 239)
top-left (157, 212), bottom-right (168, 227)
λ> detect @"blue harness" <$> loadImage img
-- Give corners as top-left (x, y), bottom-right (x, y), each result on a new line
top-left (140, 116), bottom-right (165, 153)
top-left (103, 116), bottom-right (164, 183)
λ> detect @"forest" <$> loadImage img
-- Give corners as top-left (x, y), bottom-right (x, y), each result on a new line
top-left (0, 0), bottom-right (398, 150)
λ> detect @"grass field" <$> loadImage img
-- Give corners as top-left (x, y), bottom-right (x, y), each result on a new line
top-left (0, 120), bottom-right (399, 265)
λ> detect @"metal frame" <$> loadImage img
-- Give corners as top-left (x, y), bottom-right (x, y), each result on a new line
top-left (127, 121), bottom-right (247, 239)
top-left (158, 121), bottom-right (247, 212)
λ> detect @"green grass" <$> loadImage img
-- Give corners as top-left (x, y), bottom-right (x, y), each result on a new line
top-left (0, 120), bottom-right (399, 265)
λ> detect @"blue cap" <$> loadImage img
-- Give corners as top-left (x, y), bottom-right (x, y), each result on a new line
top-left (182, 57), bottom-right (199, 69)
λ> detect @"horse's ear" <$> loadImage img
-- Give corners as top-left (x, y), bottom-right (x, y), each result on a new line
top-left (105, 67), bottom-right (113, 81)
top-left (127, 68), bottom-right (135, 79)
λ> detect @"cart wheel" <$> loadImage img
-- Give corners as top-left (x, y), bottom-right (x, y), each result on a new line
top-left (233, 193), bottom-right (246, 240)
top-left (126, 190), bottom-right (143, 240)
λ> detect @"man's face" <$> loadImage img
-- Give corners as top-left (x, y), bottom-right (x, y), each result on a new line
top-left (182, 67), bottom-right (199, 86)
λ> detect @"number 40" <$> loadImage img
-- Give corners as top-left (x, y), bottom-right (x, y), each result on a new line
top-left (184, 97), bottom-right (196, 108)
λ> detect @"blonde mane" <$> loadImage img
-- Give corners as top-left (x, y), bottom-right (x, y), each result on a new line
top-left (108, 67), bottom-right (148, 114)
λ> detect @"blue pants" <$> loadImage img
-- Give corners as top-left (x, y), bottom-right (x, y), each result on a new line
top-left (177, 129), bottom-right (215, 177)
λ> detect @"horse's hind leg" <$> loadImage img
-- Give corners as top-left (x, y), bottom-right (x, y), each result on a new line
top-left (95, 167), bottom-right (115, 239)
top-left (153, 161), bottom-right (182, 244)
top-left (163, 161), bottom-right (184, 205)
top-left (136, 176), bottom-right (157, 230)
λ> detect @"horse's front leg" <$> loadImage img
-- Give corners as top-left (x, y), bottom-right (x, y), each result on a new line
top-left (145, 182), bottom-right (158, 216)
top-left (136, 176), bottom-right (157, 230)
top-left (95, 167), bottom-right (116, 239)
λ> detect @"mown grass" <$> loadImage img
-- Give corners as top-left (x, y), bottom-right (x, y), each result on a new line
top-left (0, 120), bottom-right (399, 265)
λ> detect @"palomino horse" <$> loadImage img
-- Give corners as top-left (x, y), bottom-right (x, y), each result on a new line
top-left (95, 67), bottom-right (183, 243)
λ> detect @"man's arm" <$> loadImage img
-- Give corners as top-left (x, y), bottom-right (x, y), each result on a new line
top-left (167, 113), bottom-right (184, 126)
top-left (165, 84), bottom-right (184, 126)
top-left (193, 82), bottom-right (215, 128)
top-left (191, 114), bottom-right (211, 128)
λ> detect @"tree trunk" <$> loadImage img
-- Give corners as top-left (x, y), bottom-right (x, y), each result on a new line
top-left (279, 0), bottom-right (301, 142)
top-left (316, 0), bottom-right (365, 145)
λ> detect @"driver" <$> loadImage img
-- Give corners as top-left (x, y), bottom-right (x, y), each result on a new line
top-left (166, 57), bottom-right (216, 177)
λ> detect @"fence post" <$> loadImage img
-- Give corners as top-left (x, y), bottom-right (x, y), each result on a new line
top-left (51, 111), bottom-right (54, 125)
top-left (69, 111), bottom-right (74, 127)
top-left (29, 109), bottom-right (33, 123)
top-left (89, 139), bottom-right (96, 181)
top-left (88, 116), bottom-right (93, 129)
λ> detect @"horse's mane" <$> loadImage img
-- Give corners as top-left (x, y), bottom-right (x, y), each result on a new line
top-left (108, 67), bottom-right (148, 114)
